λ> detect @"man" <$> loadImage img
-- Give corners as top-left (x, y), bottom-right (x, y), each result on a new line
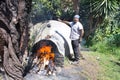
top-left (59, 15), bottom-right (84, 62)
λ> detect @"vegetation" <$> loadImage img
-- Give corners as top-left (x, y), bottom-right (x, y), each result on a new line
top-left (89, 51), bottom-right (120, 80)
top-left (88, 0), bottom-right (120, 59)
top-left (31, 0), bottom-right (80, 23)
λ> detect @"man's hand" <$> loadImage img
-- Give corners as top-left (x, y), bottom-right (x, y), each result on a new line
top-left (57, 18), bottom-right (70, 26)
top-left (57, 18), bottom-right (62, 22)
top-left (79, 37), bottom-right (82, 43)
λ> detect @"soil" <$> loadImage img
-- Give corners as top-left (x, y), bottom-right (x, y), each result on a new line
top-left (24, 51), bottom-right (100, 80)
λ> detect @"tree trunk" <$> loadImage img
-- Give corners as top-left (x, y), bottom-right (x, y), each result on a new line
top-left (0, 0), bottom-right (32, 80)
top-left (72, 0), bottom-right (80, 14)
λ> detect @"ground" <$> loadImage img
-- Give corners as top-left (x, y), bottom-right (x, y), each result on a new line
top-left (1, 50), bottom-right (120, 80)
top-left (24, 51), bottom-right (100, 80)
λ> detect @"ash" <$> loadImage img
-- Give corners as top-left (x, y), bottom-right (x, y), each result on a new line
top-left (24, 66), bottom-right (87, 80)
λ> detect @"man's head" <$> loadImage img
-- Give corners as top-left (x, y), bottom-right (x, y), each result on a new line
top-left (73, 15), bottom-right (80, 22)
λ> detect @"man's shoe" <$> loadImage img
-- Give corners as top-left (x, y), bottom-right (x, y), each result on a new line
top-left (70, 58), bottom-right (75, 61)
top-left (70, 60), bottom-right (80, 64)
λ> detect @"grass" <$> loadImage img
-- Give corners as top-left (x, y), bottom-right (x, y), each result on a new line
top-left (64, 50), bottom-right (120, 80)
top-left (89, 51), bottom-right (120, 80)
top-left (64, 57), bottom-right (70, 66)
top-left (90, 40), bottom-right (120, 60)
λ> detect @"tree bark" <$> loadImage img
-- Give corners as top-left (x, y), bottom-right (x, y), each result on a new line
top-left (0, 0), bottom-right (32, 79)
top-left (72, 0), bottom-right (80, 14)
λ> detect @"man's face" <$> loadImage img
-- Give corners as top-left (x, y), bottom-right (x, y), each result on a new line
top-left (73, 18), bottom-right (79, 23)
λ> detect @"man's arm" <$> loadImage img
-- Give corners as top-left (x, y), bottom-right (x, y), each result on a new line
top-left (79, 29), bottom-right (84, 42)
top-left (62, 21), bottom-right (70, 26)
top-left (58, 19), bottom-right (71, 26)
top-left (80, 29), bottom-right (84, 37)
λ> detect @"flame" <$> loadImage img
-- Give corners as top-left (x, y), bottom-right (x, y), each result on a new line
top-left (34, 45), bottom-right (56, 75)
top-left (37, 45), bottom-right (55, 62)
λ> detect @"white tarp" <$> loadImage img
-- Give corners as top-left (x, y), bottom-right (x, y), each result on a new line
top-left (30, 20), bottom-right (73, 56)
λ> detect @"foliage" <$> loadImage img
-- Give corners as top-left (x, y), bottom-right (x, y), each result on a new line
top-left (90, 15), bottom-right (120, 55)
top-left (90, 0), bottom-right (119, 18)
top-left (107, 34), bottom-right (120, 47)
top-left (31, 0), bottom-right (75, 23)
top-left (90, 33), bottom-right (120, 57)
top-left (84, 0), bottom-right (120, 58)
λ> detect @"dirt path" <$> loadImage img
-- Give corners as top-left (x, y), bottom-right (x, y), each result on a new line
top-left (78, 51), bottom-right (100, 80)
top-left (24, 51), bottom-right (100, 80)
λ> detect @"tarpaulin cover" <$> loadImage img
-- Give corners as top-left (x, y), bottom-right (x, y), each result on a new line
top-left (30, 20), bottom-right (73, 57)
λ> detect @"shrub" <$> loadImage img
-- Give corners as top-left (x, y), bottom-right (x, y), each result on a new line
top-left (107, 34), bottom-right (120, 47)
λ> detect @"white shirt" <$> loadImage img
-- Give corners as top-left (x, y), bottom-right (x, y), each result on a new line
top-left (69, 22), bottom-right (83, 40)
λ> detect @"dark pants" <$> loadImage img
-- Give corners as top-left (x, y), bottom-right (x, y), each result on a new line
top-left (71, 39), bottom-right (82, 61)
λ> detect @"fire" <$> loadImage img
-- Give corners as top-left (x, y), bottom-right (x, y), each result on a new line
top-left (37, 45), bottom-right (55, 61)
top-left (34, 45), bottom-right (56, 75)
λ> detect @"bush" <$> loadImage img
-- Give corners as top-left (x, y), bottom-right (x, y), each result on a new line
top-left (90, 40), bottom-right (109, 54)
top-left (90, 33), bottom-right (120, 58)
top-left (107, 34), bottom-right (120, 47)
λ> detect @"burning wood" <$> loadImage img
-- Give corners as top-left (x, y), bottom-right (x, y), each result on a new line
top-left (33, 45), bottom-right (56, 75)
